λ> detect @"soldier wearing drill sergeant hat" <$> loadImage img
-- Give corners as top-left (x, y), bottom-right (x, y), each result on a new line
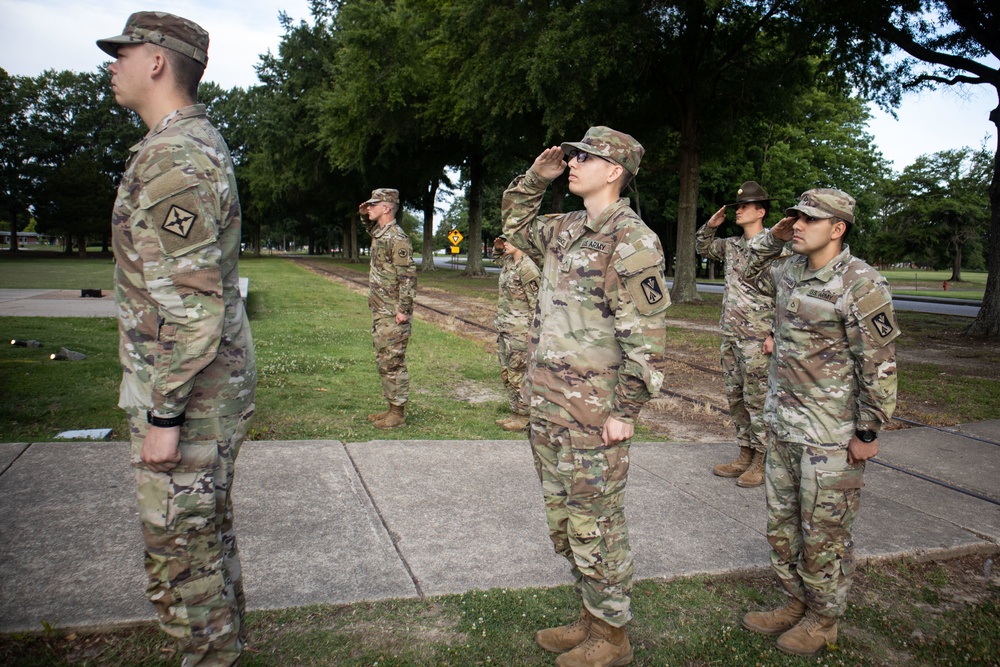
top-left (98, 11), bottom-right (257, 666)
top-left (741, 188), bottom-right (898, 657)
top-left (697, 181), bottom-right (789, 488)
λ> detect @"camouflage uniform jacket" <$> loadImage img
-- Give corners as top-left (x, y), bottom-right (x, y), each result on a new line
top-left (751, 229), bottom-right (899, 447)
top-left (494, 252), bottom-right (541, 335)
top-left (502, 167), bottom-right (670, 435)
top-left (367, 220), bottom-right (416, 317)
top-left (113, 104), bottom-right (256, 419)
top-left (696, 223), bottom-right (784, 341)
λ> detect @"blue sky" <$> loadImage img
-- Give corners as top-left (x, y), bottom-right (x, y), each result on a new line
top-left (1, 0), bottom-right (996, 174)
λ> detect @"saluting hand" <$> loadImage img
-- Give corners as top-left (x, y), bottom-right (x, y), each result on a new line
top-left (770, 216), bottom-right (796, 241)
top-left (707, 206), bottom-right (727, 228)
top-left (532, 147), bottom-right (567, 181)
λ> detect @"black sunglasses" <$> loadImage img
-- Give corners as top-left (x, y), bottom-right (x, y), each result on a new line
top-left (565, 149), bottom-right (611, 164)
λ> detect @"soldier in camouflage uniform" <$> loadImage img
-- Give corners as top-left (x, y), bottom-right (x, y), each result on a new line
top-left (493, 235), bottom-right (541, 432)
top-left (503, 127), bottom-right (669, 667)
top-left (359, 188), bottom-right (416, 428)
top-left (696, 181), bottom-right (786, 488)
top-left (741, 189), bottom-right (899, 657)
top-left (98, 12), bottom-right (257, 667)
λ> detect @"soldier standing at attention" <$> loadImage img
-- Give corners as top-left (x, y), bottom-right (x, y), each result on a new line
top-left (359, 188), bottom-right (416, 428)
top-left (696, 181), bottom-right (784, 488)
top-left (493, 234), bottom-right (541, 432)
top-left (98, 11), bottom-right (257, 666)
top-left (741, 189), bottom-right (899, 656)
top-left (503, 127), bottom-right (669, 667)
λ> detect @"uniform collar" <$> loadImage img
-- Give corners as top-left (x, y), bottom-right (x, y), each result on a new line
top-left (130, 104), bottom-right (207, 155)
top-left (796, 244), bottom-right (852, 283)
top-left (372, 220), bottom-right (398, 238)
top-left (586, 197), bottom-right (633, 233)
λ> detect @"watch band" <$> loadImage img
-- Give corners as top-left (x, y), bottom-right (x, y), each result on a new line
top-left (854, 429), bottom-right (877, 443)
top-left (147, 411), bottom-right (186, 428)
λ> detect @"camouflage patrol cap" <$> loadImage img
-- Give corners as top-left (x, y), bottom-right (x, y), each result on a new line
top-left (786, 188), bottom-right (856, 224)
top-left (97, 12), bottom-right (209, 66)
top-left (560, 126), bottom-right (644, 176)
top-left (365, 188), bottom-right (400, 205)
top-left (726, 181), bottom-right (776, 207)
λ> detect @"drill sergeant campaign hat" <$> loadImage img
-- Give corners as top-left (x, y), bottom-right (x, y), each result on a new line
top-left (725, 181), bottom-right (776, 207)
top-left (97, 11), bottom-right (209, 66)
top-left (365, 188), bottom-right (400, 205)
top-left (786, 188), bottom-right (856, 225)
top-left (560, 126), bottom-right (644, 176)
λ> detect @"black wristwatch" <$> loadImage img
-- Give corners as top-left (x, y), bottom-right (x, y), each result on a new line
top-left (854, 429), bottom-right (877, 443)
top-left (147, 411), bottom-right (186, 428)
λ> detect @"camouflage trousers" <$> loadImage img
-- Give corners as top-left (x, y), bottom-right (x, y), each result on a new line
top-left (372, 315), bottom-right (411, 406)
top-left (528, 419), bottom-right (634, 627)
top-left (496, 333), bottom-right (529, 415)
top-left (127, 403), bottom-right (255, 667)
top-left (720, 335), bottom-right (770, 453)
top-left (765, 438), bottom-right (864, 618)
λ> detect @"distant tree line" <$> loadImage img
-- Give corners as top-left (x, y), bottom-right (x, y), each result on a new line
top-left (1, 1), bottom-right (997, 335)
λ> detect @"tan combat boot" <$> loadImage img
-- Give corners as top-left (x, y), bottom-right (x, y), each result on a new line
top-left (742, 597), bottom-right (807, 635)
top-left (713, 446), bottom-right (753, 477)
top-left (776, 610), bottom-right (838, 656)
top-left (367, 405), bottom-right (392, 423)
top-left (555, 616), bottom-right (632, 667)
top-left (374, 404), bottom-right (406, 429)
top-left (495, 416), bottom-right (512, 427)
top-left (501, 414), bottom-right (530, 432)
top-left (736, 449), bottom-right (766, 488)
top-left (535, 607), bottom-right (591, 654)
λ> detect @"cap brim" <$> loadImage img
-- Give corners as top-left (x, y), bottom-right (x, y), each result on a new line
top-left (785, 204), bottom-right (832, 219)
top-left (364, 198), bottom-right (381, 205)
top-left (96, 35), bottom-right (132, 58)
top-left (560, 141), bottom-right (606, 158)
top-left (725, 197), bottom-right (777, 207)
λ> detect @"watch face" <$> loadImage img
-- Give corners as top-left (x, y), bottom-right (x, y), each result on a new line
top-left (857, 430), bottom-right (877, 442)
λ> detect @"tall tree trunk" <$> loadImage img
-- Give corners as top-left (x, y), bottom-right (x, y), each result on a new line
top-left (967, 110), bottom-right (1000, 338)
top-left (76, 234), bottom-right (87, 258)
top-left (421, 178), bottom-right (438, 271)
top-left (349, 216), bottom-right (360, 262)
top-left (463, 153), bottom-right (485, 276)
top-left (950, 238), bottom-right (963, 283)
top-left (671, 104), bottom-right (701, 303)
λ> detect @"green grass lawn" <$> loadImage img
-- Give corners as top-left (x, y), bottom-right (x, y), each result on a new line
top-left (2, 555), bottom-right (996, 666)
top-left (0, 256), bottom-right (669, 443)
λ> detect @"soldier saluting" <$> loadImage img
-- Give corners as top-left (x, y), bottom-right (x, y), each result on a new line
top-left (741, 189), bottom-right (899, 656)
top-left (503, 127), bottom-right (669, 667)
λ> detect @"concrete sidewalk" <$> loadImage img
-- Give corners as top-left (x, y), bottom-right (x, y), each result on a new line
top-left (0, 289), bottom-right (116, 318)
top-left (1, 422), bottom-right (998, 633)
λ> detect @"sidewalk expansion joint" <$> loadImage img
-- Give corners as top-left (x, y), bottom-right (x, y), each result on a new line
top-left (0, 443), bottom-right (31, 478)
top-left (342, 442), bottom-right (425, 599)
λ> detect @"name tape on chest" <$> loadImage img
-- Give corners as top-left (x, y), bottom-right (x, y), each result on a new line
top-left (580, 239), bottom-right (610, 254)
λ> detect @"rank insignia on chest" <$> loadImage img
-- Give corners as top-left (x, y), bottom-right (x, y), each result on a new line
top-left (161, 205), bottom-right (197, 238)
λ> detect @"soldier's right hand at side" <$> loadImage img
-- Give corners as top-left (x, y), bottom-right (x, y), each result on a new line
top-left (532, 146), bottom-right (567, 181)
top-left (770, 216), bottom-right (796, 241)
top-left (141, 426), bottom-right (182, 473)
top-left (707, 206), bottom-right (727, 228)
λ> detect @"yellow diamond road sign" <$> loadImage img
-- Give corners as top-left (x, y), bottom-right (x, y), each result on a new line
top-left (447, 229), bottom-right (464, 246)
